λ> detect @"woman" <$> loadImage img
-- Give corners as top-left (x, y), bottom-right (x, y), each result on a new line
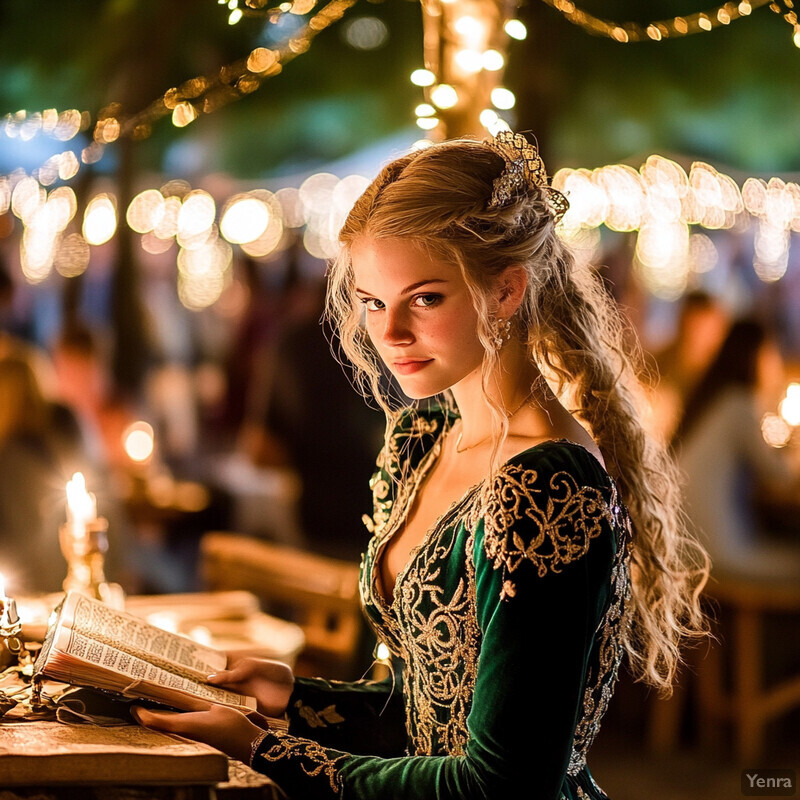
top-left (134, 132), bottom-right (707, 799)
top-left (674, 319), bottom-right (800, 580)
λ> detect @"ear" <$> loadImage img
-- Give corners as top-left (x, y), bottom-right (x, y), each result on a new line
top-left (492, 265), bottom-right (528, 319)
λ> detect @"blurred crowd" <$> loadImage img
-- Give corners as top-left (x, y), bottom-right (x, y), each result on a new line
top-left (0, 241), bottom-right (799, 601)
top-left (0, 240), bottom-right (383, 598)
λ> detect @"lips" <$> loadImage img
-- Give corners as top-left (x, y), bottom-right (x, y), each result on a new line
top-left (392, 359), bottom-right (433, 376)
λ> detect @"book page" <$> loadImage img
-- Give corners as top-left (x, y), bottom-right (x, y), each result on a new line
top-left (51, 626), bottom-right (255, 711)
top-left (62, 593), bottom-right (226, 678)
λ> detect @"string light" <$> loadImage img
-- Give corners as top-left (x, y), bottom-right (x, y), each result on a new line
top-left (539, 0), bottom-right (793, 42)
top-left (410, 69), bottom-right (436, 86)
top-left (430, 84), bottom-right (459, 109)
top-left (490, 87), bottom-right (515, 109)
top-left (553, 155), bottom-right (800, 297)
top-left (504, 19), bottom-right (527, 39)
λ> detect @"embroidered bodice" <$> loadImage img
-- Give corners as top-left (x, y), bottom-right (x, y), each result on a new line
top-left (252, 406), bottom-right (632, 800)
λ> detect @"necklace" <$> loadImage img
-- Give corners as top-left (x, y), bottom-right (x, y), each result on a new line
top-left (454, 391), bottom-right (534, 454)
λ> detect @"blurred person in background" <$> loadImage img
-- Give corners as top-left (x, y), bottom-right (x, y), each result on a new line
top-left (673, 318), bottom-right (800, 580)
top-left (51, 323), bottom-right (136, 473)
top-left (242, 278), bottom-right (384, 562)
top-left (650, 290), bottom-right (730, 442)
top-left (0, 262), bottom-right (58, 398)
top-left (0, 354), bottom-right (84, 593)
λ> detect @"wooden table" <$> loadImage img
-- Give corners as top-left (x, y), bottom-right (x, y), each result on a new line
top-left (0, 720), bottom-right (285, 799)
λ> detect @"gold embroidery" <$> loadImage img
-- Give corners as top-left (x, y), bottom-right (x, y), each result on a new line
top-left (471, 466), bottom-right (612, 598)
top-left (568, 491), bottom-right (632, 776)
top-left (393, 518), bottom-right (481, 755)
top-left (255, 730), bottom-right (346, 793)
top-left (294, 700), bottom-right (346, 728)
top-left (359, 408), bottom-right (629, 783)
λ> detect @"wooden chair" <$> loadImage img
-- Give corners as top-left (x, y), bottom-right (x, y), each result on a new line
top-left (694, 574), bottom-right (800, 762)
top-left (199, 532), bottom-right (364, 679)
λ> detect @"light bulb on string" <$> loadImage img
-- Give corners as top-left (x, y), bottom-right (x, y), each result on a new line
top-left (430, 84), bottom-right (458, 109)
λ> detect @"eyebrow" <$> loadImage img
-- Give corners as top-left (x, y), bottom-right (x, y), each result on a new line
top-left (354, 279), bottom-right (448, 296)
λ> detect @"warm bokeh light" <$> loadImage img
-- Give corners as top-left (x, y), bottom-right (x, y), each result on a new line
top-left (430, 84), bottom-right (458, 109)
top-left (376, 642), bottom-right (391, 661)
top-left (20, 226), bottom-right (56, 283)
top-left (153, 195), bottom-right (182, 240)
top-left (172, 102), bottom-right (198, 128)
top-left (58, 150), bottom-right (80, 181)
top-left (177, 190), bottom-right (216, 243)
top-left (779, 383), bottom-right (800, 427)
top-left (177, 238), bottom-right (232, 310)
top-left (490, 87), bottom-right (515, 110)
top-left (54, 109), bottom-right (83, 141)
top-left (479, 109), bottom-right (499, 128)
top-left (247, 48), bottom-right (279, 73)
top-left (299, 172), bottom-right (339, 225)
top-left (275, 187), bottom-right (305, 228)
top-left (127, 189), bottom-right (166, 234)
top-left (11, 177), bottom-right (45, 224)
top-left (83, 194), bottom-right (117, 246)
top-left (123, 421), bottom-right (156, 463)
top-left (504, 19), bottom-right (528, 40)
top-left (220, 195), bottom-right (271, 244)
top-left (454, 49), bottom-right (483, 74)
top-left (453, 15), bottom-right (484, 40)
top-left (54, 232), bottom-right (91, 278)
top-left (410, 68), bottom-right (436, 87)
top-left (482, 49), bottom-right (505, 71)
top-left (416, 117), bottom-right (439, 131)
top-left (761, 412), bottom-right (792, 448)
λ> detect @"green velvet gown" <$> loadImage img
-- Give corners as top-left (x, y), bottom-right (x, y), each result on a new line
top-left (251, 407), bottom-right (632, 800)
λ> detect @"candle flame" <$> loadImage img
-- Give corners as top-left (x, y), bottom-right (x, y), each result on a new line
top-left (66, 471), bottom-right (96, 528)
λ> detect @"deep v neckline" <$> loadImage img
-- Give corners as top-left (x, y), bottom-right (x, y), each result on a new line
top-left (370, 414), bottom-right (606, 610)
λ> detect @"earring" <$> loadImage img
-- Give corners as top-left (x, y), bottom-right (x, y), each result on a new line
top-left (490, 317), bottom-right (512, 350)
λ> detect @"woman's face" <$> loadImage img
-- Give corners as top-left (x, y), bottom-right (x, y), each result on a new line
top-left (350, 237), bottom-right (486, 399)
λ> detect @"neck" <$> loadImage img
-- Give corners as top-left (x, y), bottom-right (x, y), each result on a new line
top-left (450, 340), bottom-right (543, 444)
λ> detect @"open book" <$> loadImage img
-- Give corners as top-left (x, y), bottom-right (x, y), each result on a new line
top-left (34, 592), bottom-right (258, 714)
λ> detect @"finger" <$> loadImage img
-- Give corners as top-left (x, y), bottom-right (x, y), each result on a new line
top-left (131, 706), bottom-right (184, 730)
top-left (207, 670), bottom-right (234, 684)
top-left (244, 710), bottom-right (273, 730)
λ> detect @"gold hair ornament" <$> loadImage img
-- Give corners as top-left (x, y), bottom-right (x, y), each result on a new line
top-left (485, 131), bottom-right (569, 222)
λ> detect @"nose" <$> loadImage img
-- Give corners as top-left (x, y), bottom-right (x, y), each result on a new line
top-left (380, 305), bottom-right (414, 347)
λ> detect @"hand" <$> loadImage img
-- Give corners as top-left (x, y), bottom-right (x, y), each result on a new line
top-left (209, 657), bottom-right (294, 717)
top-left (131, 704), bottom-right (263, 764)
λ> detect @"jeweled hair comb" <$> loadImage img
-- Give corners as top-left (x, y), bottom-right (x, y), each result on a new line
top-left (485, 130), bottom-right (569, 222)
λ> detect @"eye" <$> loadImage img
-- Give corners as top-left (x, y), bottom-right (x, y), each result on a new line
top-left (413, 293), bottom-right (442, 308)
top-left (359, 297), bottom-right (384, 312)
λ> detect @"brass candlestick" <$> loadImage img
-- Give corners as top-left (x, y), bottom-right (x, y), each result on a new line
top-left (0, 595), bottom-right (23, 657)
top-left (59, 518), bottom-right (110, 600)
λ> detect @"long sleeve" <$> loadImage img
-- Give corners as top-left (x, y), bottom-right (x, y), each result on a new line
top-left (252, 444), bottom-right (626, 800)
top-left (286, 675), bottom-right (407, 756)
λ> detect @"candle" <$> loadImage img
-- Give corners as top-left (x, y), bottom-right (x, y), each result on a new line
top-left (0, 571), bottom-right (18, 627)
top-left (66, 472), bottom-right (97, 538)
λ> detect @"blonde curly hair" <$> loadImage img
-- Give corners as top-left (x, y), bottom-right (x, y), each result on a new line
top-left (326, 137), bottom-right (708, 694)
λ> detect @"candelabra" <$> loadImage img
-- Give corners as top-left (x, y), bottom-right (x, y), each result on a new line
top-left (59, 517), bottom-right (115, 602)
top-left (0, 594), bottom-right (22, 657)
